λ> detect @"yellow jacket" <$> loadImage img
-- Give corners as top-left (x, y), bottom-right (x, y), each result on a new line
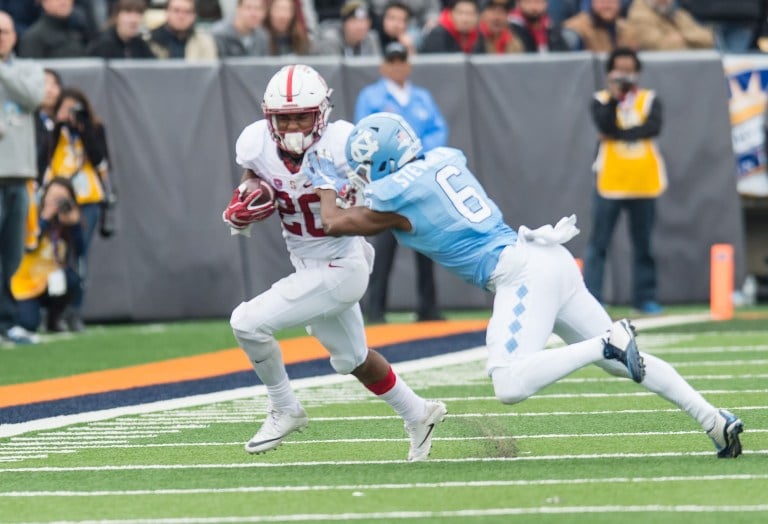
top-left (593, 88), bottom-right (668, 199)
top-left (11, 234), bottom-right (67, 300)
top-left (43, 126), bottom-right (107, 205)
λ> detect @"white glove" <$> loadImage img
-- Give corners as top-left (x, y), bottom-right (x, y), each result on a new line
top-left (518, 214), bottom-right (579, 246)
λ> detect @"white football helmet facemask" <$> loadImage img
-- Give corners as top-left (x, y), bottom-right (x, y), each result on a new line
top-left (262, 65), bottom-right (333, 155)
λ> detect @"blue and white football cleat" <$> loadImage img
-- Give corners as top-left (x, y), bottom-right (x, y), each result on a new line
top-left (603, 319), bottom-right (645, 383)
top-left (707, 409), bottom-right (744, 458)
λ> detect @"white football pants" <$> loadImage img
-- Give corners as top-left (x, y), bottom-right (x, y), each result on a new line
top-left (487, 241), bottom-right (718, 430)
top-left (230, 241), bottom-right (372, 385)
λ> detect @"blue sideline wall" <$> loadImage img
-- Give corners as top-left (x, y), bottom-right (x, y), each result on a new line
top-left (43, 51), bottom-right (744, 321)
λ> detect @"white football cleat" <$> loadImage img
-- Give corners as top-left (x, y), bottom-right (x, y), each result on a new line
top-left (244, 405), bottom-right (309, 454)
top-left (603, 319), bottom-right (645, 383)
top-left (707, 409), bottom-right (744, 458)
top-left (405, 400), bottom-right (447, 462)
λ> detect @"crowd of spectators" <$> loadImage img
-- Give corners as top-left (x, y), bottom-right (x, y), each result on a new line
top-left (4, 0), bottom-right (768, 59)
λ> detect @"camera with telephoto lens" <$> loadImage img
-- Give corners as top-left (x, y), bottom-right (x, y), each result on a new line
top-left (56, 197), bottom-right (73, 214)
top-left (610, 74), bottom-right (638, 93)
top-left (69, 102), bottom-right (88, 126)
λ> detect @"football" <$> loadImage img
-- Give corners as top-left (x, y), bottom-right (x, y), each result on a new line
top-left (241, 178), bottom-right (275, 206)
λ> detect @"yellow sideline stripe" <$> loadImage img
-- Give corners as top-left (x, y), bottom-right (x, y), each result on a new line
top-left (0, 320), bottom-right (488, 409)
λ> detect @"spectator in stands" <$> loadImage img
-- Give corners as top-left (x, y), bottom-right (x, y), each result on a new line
top-left (264, 0), bottom-right (312, 55)
top-left (584, 47), bottom-right (666, 315)
top-left (510, 0), bottom-right (571, 52)
top-left (42, 87), bottom-right (114, 331)
top-left (211, 0), bottom-right (269, 56)
top-left (375, 1), bottom-right (418, 55)
top-left (88, 0), bottom-right (157, 58)
top-left (11, 177), bottom-right (85, 334)
top-left (354, 42), bottom-right (449, 322)
top-left (0, 1), bottom-right (41, 40)
top-left (578, 0), bottom-right (632, 15)
top-left (371, 0), bottom-right (441, 38)
top-left (18, 0), bottom-right (92, 58)
top-left (546, 0), bottom-right (580, 25)
top-left (35, 69), bottom-right (62, 185)
top-left (314, 0), bottom-right (346, 24)
top-left (563, 0), bottom-right (638, 51)
top-left (479, 0), bottom-right (523, 53)
top-left (420, 0), bottom-right (485, 54)
top-left (682, 0), bottom-right (763, 53)
top-left (315, 0), bottom-right (380, 56)
top-left (147, 0), bottom-right (218, 59)
top-left (626, 0), bottom-right (713, 50)
top-left (0, 11), bottom-right (45, 345)
top-left (196, 0), bottom-right (224, 26)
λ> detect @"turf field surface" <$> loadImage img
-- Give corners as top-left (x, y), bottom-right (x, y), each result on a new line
top-left (0, 311), bottom-right (766, 523)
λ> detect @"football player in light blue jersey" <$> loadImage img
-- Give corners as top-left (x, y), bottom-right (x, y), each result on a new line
top-left (303, 112), bottom-right (744, 458)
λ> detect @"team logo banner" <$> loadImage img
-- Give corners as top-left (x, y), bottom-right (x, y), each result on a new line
top-left (724, 56), bottom-right (768, 197)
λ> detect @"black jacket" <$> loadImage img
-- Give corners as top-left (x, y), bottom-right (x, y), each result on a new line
top-left (88, 27), bottom-right (156, 59)
top-left (17, 14), bottom-right (89, 58)
top-left (419, 25), bottom-right (486, 54)
top-left (509, 22), bottom-right (570, 53)
top-left (591, 94), bottom-right (663, 142)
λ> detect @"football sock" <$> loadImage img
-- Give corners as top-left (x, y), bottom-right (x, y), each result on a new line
top-left (266, 376), bottom-right (303, 415)
top-left (638, 352), bottom-right (719, 429)
top-left (367, 367), bottom-right (425, 425)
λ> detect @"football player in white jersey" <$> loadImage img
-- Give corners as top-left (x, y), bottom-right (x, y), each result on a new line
top-left (302, 112), bottom-right (744, 459)
top-left (221, 66), bottom-right (446, 461)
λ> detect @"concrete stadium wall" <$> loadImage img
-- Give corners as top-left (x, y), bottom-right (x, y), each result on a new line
top-left (43, 51), bottom-right (745, 321)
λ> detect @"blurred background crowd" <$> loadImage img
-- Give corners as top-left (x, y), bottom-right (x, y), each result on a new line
top-left (2, 0), bottom-right (768, 60)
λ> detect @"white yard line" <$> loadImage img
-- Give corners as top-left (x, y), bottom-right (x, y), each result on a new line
top-left (3, 450), bottom-right (768, 473)
top-left (14, 505), bottom-right (768, 524)
top-left (2, 474), bottom-right (768, 497)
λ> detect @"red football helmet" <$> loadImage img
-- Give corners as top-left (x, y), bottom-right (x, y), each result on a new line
top-left (262, 64), bottom-right (333, 155)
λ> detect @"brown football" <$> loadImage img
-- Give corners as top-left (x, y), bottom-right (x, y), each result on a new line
top-left (241, 178), bottom-right (275, 205)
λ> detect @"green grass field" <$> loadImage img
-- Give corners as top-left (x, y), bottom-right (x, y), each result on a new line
top-left (1, 308), bottom-right (767, 523)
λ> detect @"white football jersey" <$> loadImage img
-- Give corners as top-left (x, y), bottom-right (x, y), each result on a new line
top-left (235, 120), bottom-right (364, 260)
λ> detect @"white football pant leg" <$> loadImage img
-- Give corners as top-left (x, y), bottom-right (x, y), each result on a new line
top-left (231, 252), bottom-right (370, 384)
top-left (554, 255), bottom-right (719, 430)
top-left (487, 243), bottom-right (607, 404)
top-left (308, 303), bottom-right (368, 375)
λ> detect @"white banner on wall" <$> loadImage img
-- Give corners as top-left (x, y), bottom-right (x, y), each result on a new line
top-left (723, 55), bottom-right (768, 197)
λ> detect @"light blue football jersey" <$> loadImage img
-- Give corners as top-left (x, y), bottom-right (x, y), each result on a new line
top-left (365, 147), bottom-right (518, 289)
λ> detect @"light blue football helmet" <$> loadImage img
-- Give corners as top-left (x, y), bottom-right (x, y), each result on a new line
top-left (345, 112), bottom-right (423, 183)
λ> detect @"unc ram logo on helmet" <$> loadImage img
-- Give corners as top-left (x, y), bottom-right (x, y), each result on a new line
top-left (346, 113), bottom-right (423, 182)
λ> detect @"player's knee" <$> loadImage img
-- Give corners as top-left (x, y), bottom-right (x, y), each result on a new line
top-left (329, 353), bottom-right (365, 375)
top-left (231, 303), bottom-right (268, 337)
top-left (491, 369), bottom-right (532, 405)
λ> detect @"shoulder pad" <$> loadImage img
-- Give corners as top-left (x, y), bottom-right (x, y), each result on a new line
top-left (235, 120), bottom-right (270, 167)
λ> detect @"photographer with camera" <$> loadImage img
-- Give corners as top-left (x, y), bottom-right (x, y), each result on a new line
top-left (583, 47), bottom-right (667, 315)
top-left (41, 87), bottom-right (116, 332)
top-left (11, 177), bottom-right (85, 334)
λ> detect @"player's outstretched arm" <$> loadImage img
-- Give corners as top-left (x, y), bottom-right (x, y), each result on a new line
top-left (316, 189), bottom-right (409, 237)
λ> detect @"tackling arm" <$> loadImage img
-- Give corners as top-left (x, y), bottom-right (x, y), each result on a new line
top-left (316, 189), bottom-right (410, 237)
